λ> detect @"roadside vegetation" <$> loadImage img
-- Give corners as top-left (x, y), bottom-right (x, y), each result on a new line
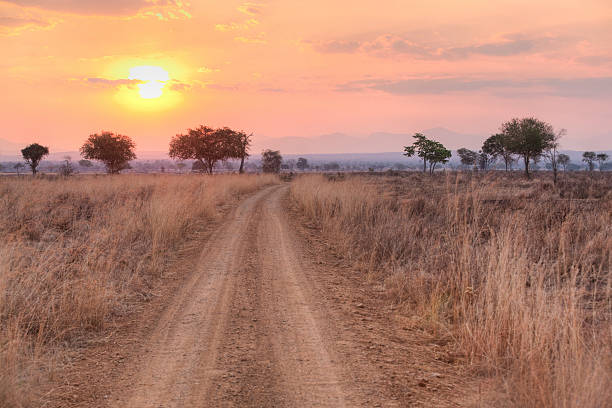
top-left (291, 172), bottom-right (611, 407)
top-left (0, 173), bottom-right (278, 407)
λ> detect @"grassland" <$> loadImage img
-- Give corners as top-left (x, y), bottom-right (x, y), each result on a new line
top-left (291, 171), bottom-right (611, 407)
top-left (0, 173), bottom-right (278, 407)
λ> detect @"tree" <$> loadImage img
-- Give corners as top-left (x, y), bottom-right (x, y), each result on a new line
top-left (596, 153), bottom-right (609, 171)
top-left (543, 129), bottom-right (565, 185)
top-left (58, 156), bottom-right (75, 177)
top-left (0, 163), bottom-right (3, 172)
top-left (457, 148), bottom-right (478, 168)
top-left (78, 159), bottom-right (93, 168)
top-left (296, 157), bottom-right (309, 171)
top-left (169, 126), bottom-right (229, 174)
top-left (501, 117), bottom-right (555, 177)
top-left (262, 149), bottom-right (282, 173)
top-left (403, 133), bottom-right (451, 174)
top-left (80, 131), bottom-right (136, 174)
top-left (582, 151), bottom-right (596, 172)
top-left (14, 162), bottom-right (25, 175)
top-left (403, 133), bottom-right (430, 172)
top-left (557, 154), bottom-right (570, 171)
top-left (478, 150), bottom-right (496, 171)
top-left (482, 133), bottom-right (515, 171)
top-left (426, 142), bottom-right (452, 174)
top-left (229, 130), bottom-right (252, 174)
top-left (21, 143), bottom-right (49, 175)
top-left (176, 162), bottom-right (186, 173)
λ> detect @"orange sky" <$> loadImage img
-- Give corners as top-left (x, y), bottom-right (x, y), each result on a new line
top-left (1, 0), bottom-right (611, 153)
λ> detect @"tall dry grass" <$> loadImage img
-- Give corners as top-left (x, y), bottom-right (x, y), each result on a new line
top-left (291, 172), bottom-right (611, 407)
top-left (0, 173), bottom-right (277, 407)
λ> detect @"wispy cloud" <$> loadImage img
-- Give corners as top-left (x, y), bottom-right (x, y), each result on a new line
top-left (3, 0), bottom-right (191, 20)
top-left (235, 33), bottom-right (266, 44)
top-left (215, 18), bottom-right (258, 31)
top-left (85, 77), bottom-right (142, 88)
top-left (197, 66), bottom-right (220, 74)
top-left (312, 33), bottom-right (565, 60)
top-left (337, 76), bottom-right (612, 98)
top-left (237, 2), bottom-right (264, 16)
top-left (0, 4), bottom-right (58, 35)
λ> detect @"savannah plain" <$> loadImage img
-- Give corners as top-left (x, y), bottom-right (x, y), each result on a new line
top-left (1, 170), bottom-right (610, 407)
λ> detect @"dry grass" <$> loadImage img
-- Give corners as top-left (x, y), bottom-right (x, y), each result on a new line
top-left (291, 172), bottom-right (611, 407)
top-left (0, 173), bottom-right (278, 407)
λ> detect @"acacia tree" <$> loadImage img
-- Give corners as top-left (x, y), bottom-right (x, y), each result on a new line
top-left (78, 159), bottom-right (93, 168)
top-left (582, 151), bottom-right (596, 172)
top-left (226, 129), bottom-right (252, 174)
top-left (262, 149), bottom-right (282, 173)
top-left (457, 148), bottom-right (478, 168)
top-left (169, 126), bottom-right (228, 174)
top-left (403, 133), bottom-right (430, 172)
top-left (296, 157), bottom-right (309, 171)
top-left (21, 143), bottom-right (49, 175)
top-left (482, 133), bottom-right (514, 171)
top-left (427, 142), bottom-right (452, 174)
top-left (403, 133), bottom-right (451, 173)
top-left (557, 154), bottom-right (570, 171)
top-left (596, 153), bottom-right (609, 171)
top-left (478, 150), bottom-right (496, 171)
top-left (80, 131), bottom-right (136, 174)
top-left (501, 117), bottom-right (555, 177)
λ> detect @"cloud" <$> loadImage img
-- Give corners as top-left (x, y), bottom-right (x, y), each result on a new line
top-left (215, 18), bottom-right (258, 31)
top-left (237, 2), bottom-right (264, 16)
top-left (4, 0), bottom-right (149, 15)
top-left (197, 66), bottom-right (220, 74)
top-left (216, 2), bottom-right (265, 32)
top-left (336, 76), bottom-right (612, 98)
top-left (313, 39), bottom-right (361, 53)
top-left (85, 77), bottom-right (142, 87)
top-left (84, 77), bottom-right (201, 93)
top-left (4, 0), bottom-right (191, 18)
top-left (312, 33), bottom-right (560, 60)
top-left (235, 34), bottom-right (266, 44)
top-left (0, 4), bottom-right (58, 35)
top-left (0, 16), bottom-right (43, 26)
top-left (577, 55), bottom-right (612, 66)
top-left (167, 79), bottom-right (195, 91)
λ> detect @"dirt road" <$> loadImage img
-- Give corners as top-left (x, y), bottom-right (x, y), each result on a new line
top-left (90, 185), bottom-right (470, 407)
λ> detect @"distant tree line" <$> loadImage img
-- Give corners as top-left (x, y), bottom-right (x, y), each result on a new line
top-left (4, 117), bottom-right (609, 176)
top-left (454, 117), bottom-right (609, 180)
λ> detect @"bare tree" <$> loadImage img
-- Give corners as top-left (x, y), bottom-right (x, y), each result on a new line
top-left (544, 128), bottom-right (565, 185)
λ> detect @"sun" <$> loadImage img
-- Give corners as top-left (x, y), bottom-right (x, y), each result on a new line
top-left (128, 66), bottom-right (169, 99)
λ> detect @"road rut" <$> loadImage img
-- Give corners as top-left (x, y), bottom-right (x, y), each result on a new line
top-left (98, 184), bottom-right (469, 407)
top-left (110, 185), bottom-right (352, 407)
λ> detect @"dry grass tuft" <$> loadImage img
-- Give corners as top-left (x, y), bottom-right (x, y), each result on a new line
top-left (291, 172), bottom-right (611, 407)
top-left (0, 173), bottom-right (277, 406)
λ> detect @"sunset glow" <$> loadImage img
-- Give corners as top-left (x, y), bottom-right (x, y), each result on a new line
top-left (0, 0), bottom-right (611, 153)
top-left (129, 66), bottom-right (169, 99)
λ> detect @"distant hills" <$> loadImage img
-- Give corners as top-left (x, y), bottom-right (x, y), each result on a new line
top-left (1, 129), bottom-right (610, 165)
top-left (251, 127), bottom-right (484, 155)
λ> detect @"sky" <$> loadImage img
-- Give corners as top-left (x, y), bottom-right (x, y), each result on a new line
top-left (1, 0), bottom-right (611, 153)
